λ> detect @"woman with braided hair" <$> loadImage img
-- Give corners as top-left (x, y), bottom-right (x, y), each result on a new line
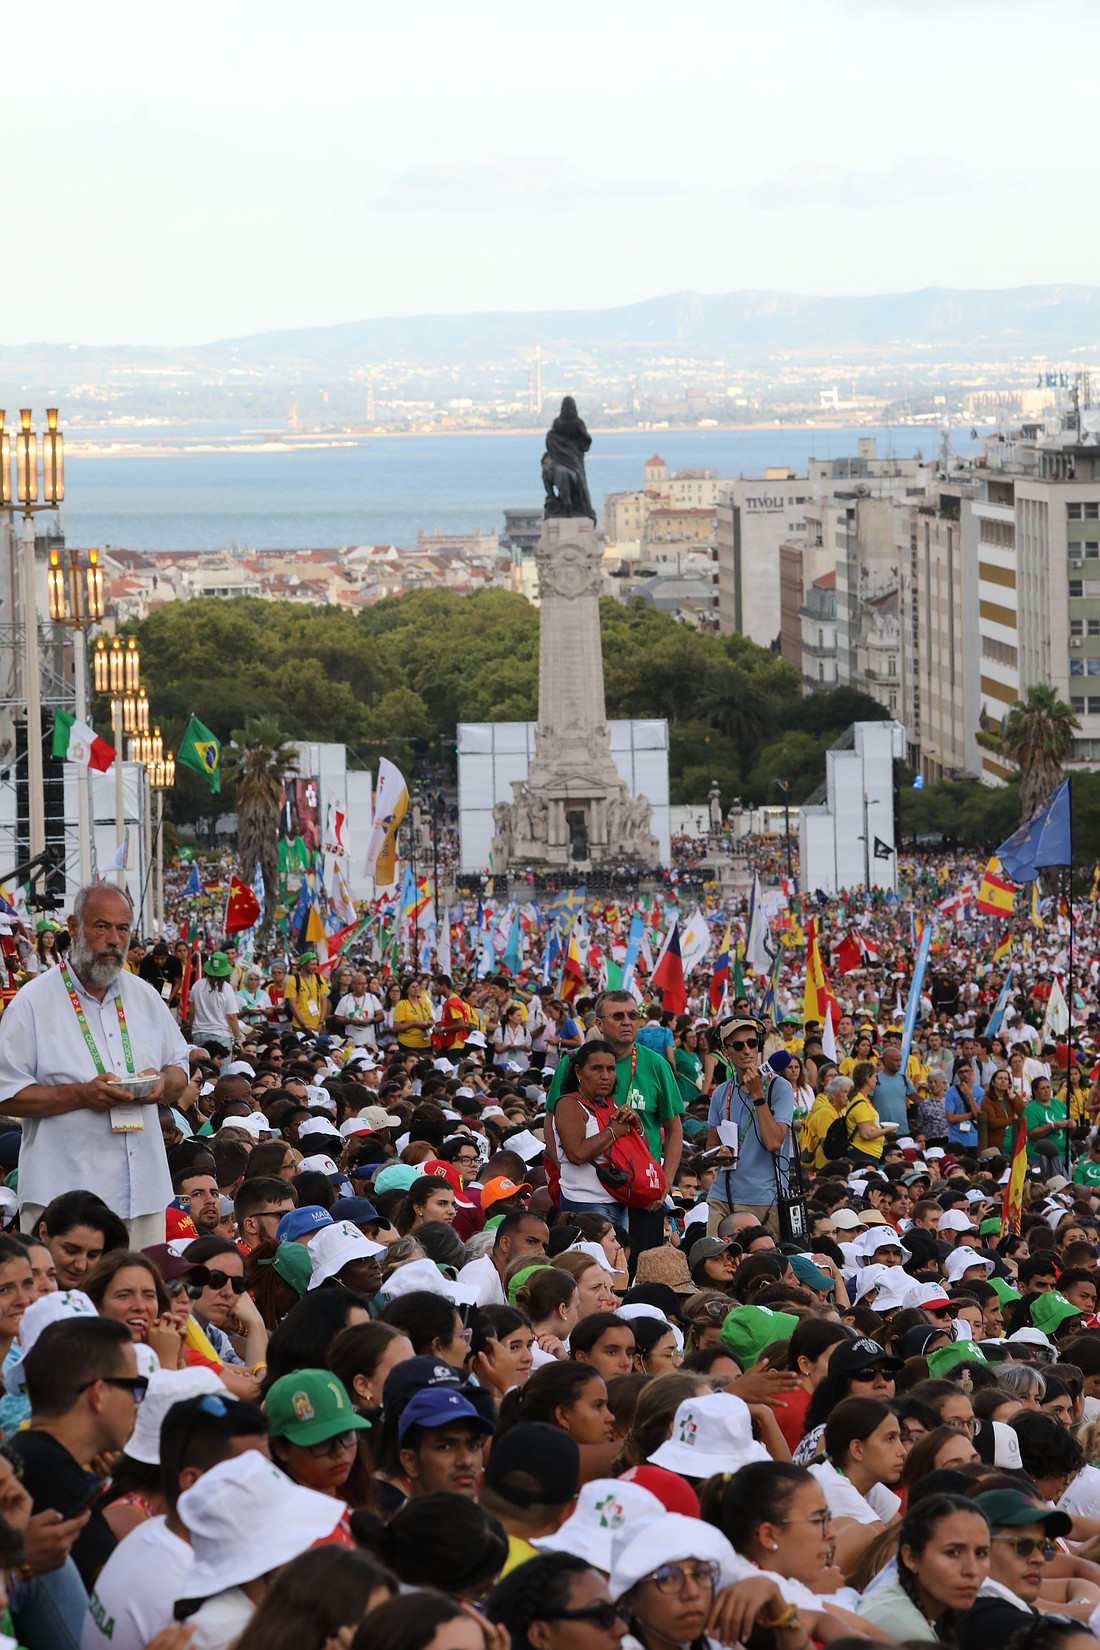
top-left (856, 1493), bottom-right (990, 1642)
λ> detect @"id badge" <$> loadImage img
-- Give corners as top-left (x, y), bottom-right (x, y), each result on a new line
top-left (110, 1105), bottom-right (146, 1134)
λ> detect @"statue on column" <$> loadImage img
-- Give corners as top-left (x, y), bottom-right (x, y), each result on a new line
top-left (542, 397), bottom-right (596, 523)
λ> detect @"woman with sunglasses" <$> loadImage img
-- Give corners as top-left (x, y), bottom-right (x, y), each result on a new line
top-left (183, 1234), bottom-right (269, 1384)
top-left (487, 1550), bottom-right (627, 1650)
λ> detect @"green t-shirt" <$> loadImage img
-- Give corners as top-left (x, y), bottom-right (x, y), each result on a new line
top-left (1073, 1157), bottom-right (1100, 1187)
top-left (1011, 1097), bottom-right (1069, 1160)
top-left (546, 1041), bottom-right (684, 1158)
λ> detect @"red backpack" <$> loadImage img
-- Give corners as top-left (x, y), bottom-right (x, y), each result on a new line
top-left (574, 1094), bottom-right (666, 1208)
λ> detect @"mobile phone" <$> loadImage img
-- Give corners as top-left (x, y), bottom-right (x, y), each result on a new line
top-left (69, 1476), bottom-right (107, 1518)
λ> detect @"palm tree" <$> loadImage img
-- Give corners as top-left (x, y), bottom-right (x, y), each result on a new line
top-left (1001, 683), bottom-right (1078, 823)
top-left (224, 717), bottom-right (299, 919)
top-left (693, 662), bottom-right (772, 747)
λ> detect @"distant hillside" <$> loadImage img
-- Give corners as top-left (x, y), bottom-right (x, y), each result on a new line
top-left (206, 285), bottom-right (1100, 364)
top-left (2, 285), bottom-right (1100, 375)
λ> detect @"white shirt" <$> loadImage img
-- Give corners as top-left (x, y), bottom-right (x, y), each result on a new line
top-left (334, 992), bottom-right (382, 1048)
top-left (185, 1586), bottom-right (254, 1650)
top-left (1061, 1462), bottom-right (1100, 1519)
top-left (0, 965), bottom-right (190, 1217)
top-left (188, 979), bottom-right (240, 1043)
top-left (457, 1253), bottom-right (506, 1306)
top-left (809, 1460), bottom-right (900, 1526)
top-left (83, 1516), bottom-right (191, 1650)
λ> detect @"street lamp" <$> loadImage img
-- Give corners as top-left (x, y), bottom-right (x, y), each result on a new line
top-left (773, 777), bottom-right (793, 882)
top-left (94, 633), bottom-right (141, 888)
top-left (147, 748), bottom-right (175, 936)
top-left (0, 408), bottom-right (65, 863)
top-left (47, 547), bottom-right (106, 883)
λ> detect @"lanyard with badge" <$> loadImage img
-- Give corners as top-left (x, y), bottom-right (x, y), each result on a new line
top-left (60, 962), bottom-right (144, 1133)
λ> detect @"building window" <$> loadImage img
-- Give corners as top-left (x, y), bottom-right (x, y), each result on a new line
top-left (1088, 658), bottom-right (1100, 677)
top-left (1071, 659), bottom-right (1085, 676)
top-left (1090, 698), bottom-right (1100, 715)
top-left (1090, 620), bottom-right (1100, 638)
top-left (1073, 696), bottom-right (1086, 712)
top-left (1071, 619), bottom-right (1084, 636)
top-left (1087, 543), bottom-right (1100, 557)
top-left (1069, 503), bottom-right (1083, 520)
top-left (1087, 503), bottom-right (1100, 520)
top-left (888, 690), bottom-right (898, 711)
top-left (1070, 580), bottom-right (1084, 597)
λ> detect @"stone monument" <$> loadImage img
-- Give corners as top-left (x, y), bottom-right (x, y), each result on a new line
top-left (491, 401), bottom-right (660, 872)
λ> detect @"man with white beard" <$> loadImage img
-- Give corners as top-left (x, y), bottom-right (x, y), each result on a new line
top-left (0, 883), bottom-right (190, 1246)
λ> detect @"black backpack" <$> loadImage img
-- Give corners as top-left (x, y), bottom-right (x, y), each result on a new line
top-left (822, 1099), bottom-right (860, 1161)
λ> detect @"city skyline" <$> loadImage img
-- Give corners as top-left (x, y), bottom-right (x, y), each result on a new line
top-left (5, 0), bottom-right (1091, 347)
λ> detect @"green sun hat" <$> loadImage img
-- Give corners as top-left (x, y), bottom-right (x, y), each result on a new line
top-left (719, 1304), bottom-right (798, 1369)
top-left (264, 1369), bottom-right (371, 1443)
top-left (978, 1217), bottom-right (1003, 1239)
top-left (1030, 1291), bottom-right (1084, 1338)
top-left (204, 951), bottom-right (233, 979)
top-left (926, 1343), bottom-right (989, 1379)
top-left (988, 1276), bottom-right (1022, 1307)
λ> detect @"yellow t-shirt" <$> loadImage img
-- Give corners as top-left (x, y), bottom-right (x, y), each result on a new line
top-left (501, 1534), bottom-right (538, 1577)
top-left (801, 1095), bottom-right (842, 1170)
top-left (846, 1094), bottom-right (884, 1158)
top-left (393, 993), bottom-right (433, 1049)
top-left (284, 970), bottom-right (326, 1027)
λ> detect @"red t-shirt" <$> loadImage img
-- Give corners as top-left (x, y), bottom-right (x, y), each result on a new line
top-left (771, 1384), bottom-right (811, 1454)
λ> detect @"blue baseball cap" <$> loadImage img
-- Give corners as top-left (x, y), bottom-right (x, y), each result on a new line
top-left (397, 1387), bottom-right (495, 1444)
top-left (276, 1206), bottom-right (334, 1244)
top-left (329, 1196), bottom-right (384, 1228)
top-left (381, 1355), bottom-right (464, 1416)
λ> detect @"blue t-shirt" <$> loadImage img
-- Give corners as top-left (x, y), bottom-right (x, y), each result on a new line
top-left (872, 1071), bottom-right (913, 1132)
top-left (707, 1074), bottom-right (795, 1206)
top-left (945, 1083), bottom-right (982, 1147)
top-left (635, 1024), bottom-right (674, 1058)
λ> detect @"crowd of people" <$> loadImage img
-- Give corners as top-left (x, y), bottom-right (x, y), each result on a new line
top-left (0, 877), bottom-right (1096, 1650)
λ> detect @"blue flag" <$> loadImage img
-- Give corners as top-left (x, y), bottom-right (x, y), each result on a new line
top-left (995, 819), bottom-right (1040, 884)
top-left (184, 864), bottom-right (201, 897)
top-left (900, 922), bottom-right (934, 1070)
top-left (1033, 779), bottom-right (1072, 869)
top-left (621, 913), bottom-right (645, 994)
top-left (502, 908), bottom-right (522, 973)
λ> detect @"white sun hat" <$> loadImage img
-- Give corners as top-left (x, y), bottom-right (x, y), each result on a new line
top-left (609, 1513), bottom-right (738, 1601)
top-left (124, 1367), bottom-right (225, 1465)
top-left (648, 1393), bottom-right (769, 1477)
top-left (178, 1453), bottom-right (345, 1597)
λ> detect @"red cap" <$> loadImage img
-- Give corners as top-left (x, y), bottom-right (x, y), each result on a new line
top-left (618, 1463), bottom-right (700, 1517)
top-left (165, 1206), bottom-right (199, 1242)
top-left (421, 1159), bottom-right (473, 1209)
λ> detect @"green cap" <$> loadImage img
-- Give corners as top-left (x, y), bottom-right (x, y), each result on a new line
top-left (1030, 1290), bottom-right (1083, 1338)
top-left (989, 1276), bottom-right (1022, 1307)
top-left (204, 951), bottom-right (233, 979)
top-left (978, 1217), bottom-right (1003, 1238)
top-left (972, 1489), bottom-right (1071, 1538)
top-left (257, 1241), bottom-right (312, 1297)
top-left (926, 1343), bottom-right (989, 1379)
top-left (298, 951), bottom-right (318, 964)
top-left (506, 1262), bottom-right (553, 1306)
top-left (373, 1164), bottom-right (421, 1194)
top-left (264, 1369), bottom-right (371, 1443)
top-left (719, 1304), bottom-right (798, 1370)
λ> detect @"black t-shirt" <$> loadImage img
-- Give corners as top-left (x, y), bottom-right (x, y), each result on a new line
top-left (139, 954), bottom-right (183, 996)
top-left (10, 1429), bottom-right (117, 1588)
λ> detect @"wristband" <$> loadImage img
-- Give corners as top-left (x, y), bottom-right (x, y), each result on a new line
top-left (753, 1097), bottom-right (768, 1108)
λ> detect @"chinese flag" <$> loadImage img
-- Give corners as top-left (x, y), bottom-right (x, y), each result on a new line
top-left (224, 875), bottom-right (262, 933)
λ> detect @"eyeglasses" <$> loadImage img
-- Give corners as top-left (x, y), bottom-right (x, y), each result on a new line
top-left (303, 1429), bottom-right (360, 1458)
top-left (777, 1510), bottom-right (833, 1532)
top-left (945, 1416), bottom-right (978, 1435)
top-left (648, 1561), bottom-right (720, 1595)
top-left (992, 1535), bottom-right (1059, 1561)
top-left (725, 1039), bottom-right (759, 1052)
top-left (250, 1209), bottom-right (289, 1223)
top-left (78, 1375), bottom-right (149, 1403)
top-left (543, 1604), bottom-right (627, 1630)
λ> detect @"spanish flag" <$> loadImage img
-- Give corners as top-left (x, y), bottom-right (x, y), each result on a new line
top-left (977, 856), bottom-right (1015, 917)
top-left (1030, 882), bottom-right (1044, 931)
top-left (803, 918), bottom-right (830, 1026)
top-left (1002, 1116), bottom-right (1028, 1235)
top-left (992, 929), bottom-right (1011, 964)
top-left (559, 927), bottom-right (585, 1004)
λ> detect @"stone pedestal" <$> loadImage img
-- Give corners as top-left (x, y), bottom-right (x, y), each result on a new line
top-left (491, 518), bottom-right (659, 872)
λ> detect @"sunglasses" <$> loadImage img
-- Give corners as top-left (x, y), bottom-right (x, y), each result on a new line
top-left (204, 1271), bottom-right (248, 1295)
top-left (993, 1535), bottom-right (1058, 1561)
top-left (725, 1039), bottom-right (760, 1052)
top-left (544, 1604), bottom-right (627, 1630)
top-left (304, 1429), bottom-right (360, 1458)
top-left (78, 1375), bottom-right (148, 1403)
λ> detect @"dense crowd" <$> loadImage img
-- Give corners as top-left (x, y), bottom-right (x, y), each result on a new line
top-left (0, 879), bottom-right (1096, 1650)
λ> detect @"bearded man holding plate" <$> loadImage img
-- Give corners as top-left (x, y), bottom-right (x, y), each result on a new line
top-left (0, 882), bottom-right (191, 1246)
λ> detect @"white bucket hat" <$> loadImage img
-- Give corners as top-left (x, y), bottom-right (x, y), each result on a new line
top-left (307, 1220), bottom-right (384, 1290)
top-left (648, 1393), bottom-right (769, 1477)
top-left (177, 1454), bottom-right (345, 1596)
top-left (609, 1513), bottom-right (737, 1601)
top-left (124, 1367), bottom-right (225, 1465)
top-left (6, 1289), bottom-right (97, 1394)
top-left (943, 1247), bottom-right (993, 1284)
top-left (380, 1257), bottom-right (481, 1308)
top-left (850, 1263), bottom-right (888, 1305)
top-left (535, 1479), bottom-right (664, 1572)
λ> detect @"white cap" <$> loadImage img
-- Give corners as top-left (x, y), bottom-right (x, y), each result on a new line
top-left (567, 1242), bottom-right (616, 1273)
top-left (648, 1393), bottom-right (769, 1477)
top-left (944, 1247), bottom-right (994, 1283)
top-left (306, 1084), bottom-right (334, 1110)
top-left (297, 1154), bottom-right (341, 1177)
top-left (503, 1129), bottom-right (543, 1164)
top-left (433, 1059), bottom-right (456, 1074)
top-left (938, 1209), bottom-right (975, 1233)
top-left (965, 1189), bottom-right (990, 1205)
top-left (339, 1118), bottom-right (374, 1139)
top-left (831, 1208), bottom-right (862, 1231)
top-left (233, 1113), bottom-right (271, 1139)
top-left (124, 1367), bottom-right (225, 1465)
top-left (221, 1061), bottom-right (255, 1078)
top-left (1006, 1326), bottom-right (1054, 1349)
top-left (298, 1118), bottom-right (342, 1143)
top-left (615, 1303), bottom-right (684, 1352)
top-left (925, 1146), bottom-right (946, 1159)
top-left (379, 1256), bottom-right (480, 1308)
top-left (465, 1031), bottom-right (488, 1049)
top-left (6, 1289), bottom-right (98, 1394)
top-left (357, 1105), bottom-right (402, 1128)
top-left (307, 1220), bottom-right (384, 1290)
top-left (683, 1203), bottom-right (708, 1231)
top-left (991, 1420), bottom-right (1024, 1470)
top-left (178, 1454), bottom-right (345, 1595)
top-left (609, 1514), bottom-right (736, 1601)
top-left (534, 1479), bottom-right (664, 1571)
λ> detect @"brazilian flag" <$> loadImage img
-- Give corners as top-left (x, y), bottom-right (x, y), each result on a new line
top-left (178, 714), bottom-right (221, 794)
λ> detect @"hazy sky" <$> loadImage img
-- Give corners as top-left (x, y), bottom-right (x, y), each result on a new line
top-left (8, 0), bottom-right (1092, 345)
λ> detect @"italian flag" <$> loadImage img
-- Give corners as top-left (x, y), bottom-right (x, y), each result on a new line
top-left (51, 709), bottom-right (115, 771)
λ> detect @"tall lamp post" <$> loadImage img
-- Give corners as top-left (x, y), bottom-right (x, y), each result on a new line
top-left (773, 777), bottom-right (793, 882)
top-left (0, 408), bottom-right (65, 863)
top-left (147, 745), bottom-right (174, 937)
top-left (93, 635), bottom-right (142, 888)
top-left (47, 547), bottom-right (105, 884)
